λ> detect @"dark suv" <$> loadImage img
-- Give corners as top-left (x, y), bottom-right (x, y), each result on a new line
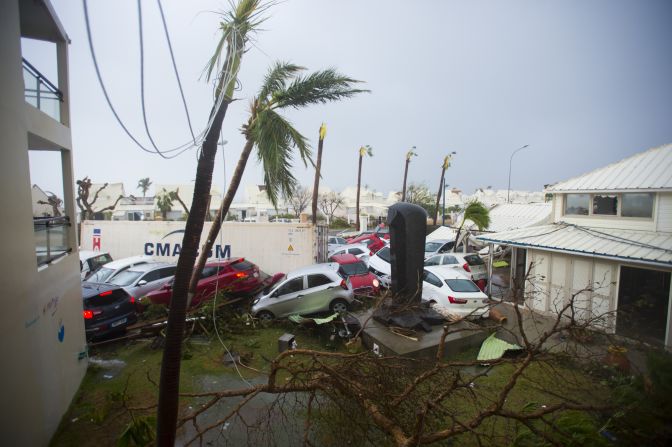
top-left (82, 283), bottom-right (137, 340)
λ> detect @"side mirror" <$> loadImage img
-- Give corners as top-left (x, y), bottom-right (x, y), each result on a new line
top-left (137, 280), bottom-right (148, 286)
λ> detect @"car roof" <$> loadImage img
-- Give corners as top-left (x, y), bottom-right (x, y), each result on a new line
top-left (329, 253), bottom-right (360, 264)
top-left (204, 257), bottom-right (246, 267)
top-left (124, 262), bottom-right (175, 273)
top-left (286, 262), bottom-right (339, 279)
top-left (424, 265), bottom-right (471, 280)
top-left (81, 282), bottom-right (123, 299)
top-left (333, 243), bottom-right (369, 251)
top-left (102, 255), bottom-right (153, 269)
top-left (426, 239), bottom-right (452, 244)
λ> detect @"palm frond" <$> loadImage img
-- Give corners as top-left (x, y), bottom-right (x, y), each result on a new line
top-left (251, 109), bottom-right (312, 207)
top-left (258, 62), bottom-right (306, 102)
top-left (272, 68), bottom-right (369, 109)
top-left (406, 147), bottom-right (418, 160)
top-left (463, 200), bottom-right (490, 230)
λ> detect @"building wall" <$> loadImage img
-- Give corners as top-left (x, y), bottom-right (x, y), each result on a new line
top-left (81, 221), bottom-right (322, 276)
top-left (0, 1), bottom-right (87, 445)
top-left (553, 193), bottom-right (657, 231)
top-left (656, 192), bottom-right (672, 232)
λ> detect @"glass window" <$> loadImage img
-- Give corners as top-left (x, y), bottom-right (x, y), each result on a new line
top-left (445, 279), bottom-right (481, 293)
top-left (423, 270), bottom-right (443, 288)
top-left (593, 195), bottom-right (618, 215)
top-left (377, 247), bottom-right (391, 263)
top-left (425, 256), bottom-right (441, 266)
top-left (349, 248), bottom-right (364, 255)
top-left (86, 267), bottom-right (114, 283)
top-left (276, 277), bottom-right (304, 295)
top-left (425, 241), bottom-right (444, 252)
top-left (338, 262), bottom-right (368, 277)
top-left (336, 237), bottom-right (347, 244)
top-left (308, 274), bottom-right (332, 288)
top-left (442, 255), bottom-right (459, 265)
top-left (622, 193), bottom-right (654, 218)
top-left (159, 266), bottom-right (176, 279)
top-left (565, 194), bottom-right (590, 215)
top-left (141, 269), bottom-right (161, 282)
top-left (464, 255), bottom-right (484, 266)
top-left (109, 270), bottom-right (144, 286)
top-left (90, 254), bottom-right (113, 271)
top-left (201, 266), bottom-right (219, 278)
top-left (231, 260), bottom-right (254, 271)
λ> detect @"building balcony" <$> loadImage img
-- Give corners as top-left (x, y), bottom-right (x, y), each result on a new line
top-left (23, 57), bottom-right (62, 122)
top-left (34, 215), bottom-right (72, 266)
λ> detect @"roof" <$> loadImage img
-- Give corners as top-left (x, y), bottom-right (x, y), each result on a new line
top-left (476, 223), bottom-right (672, 268)
top-left (427, 226), bottom-right (457, 241)
top-left (287, 262), bottom-right (339, 279)
top-left (329, 253), bottom-right (359, 264)
top-left (545, 143), bottom-right (672, 193)
top-left (478, 202), bottom-right (552, 233)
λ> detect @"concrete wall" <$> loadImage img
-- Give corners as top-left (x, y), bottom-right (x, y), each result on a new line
top-left (0, 1), bottom-right (87, 445)
top-left (81, 221), bottom-right (322, 276)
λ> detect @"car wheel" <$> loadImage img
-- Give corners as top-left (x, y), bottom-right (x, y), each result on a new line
top-left (330, 299), bottom-right (349, 313)
top-left (256, 311), bottom-right (274, 322)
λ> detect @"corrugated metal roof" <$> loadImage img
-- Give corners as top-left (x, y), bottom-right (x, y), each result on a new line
top-left (476, 223), bottom-right (672, 268)
top-left (427, 226), bottom-right (457, 241)
top-left (545, 143), bottom-right (672, 192)
top-left (473, 203), bottom-right (552, 233)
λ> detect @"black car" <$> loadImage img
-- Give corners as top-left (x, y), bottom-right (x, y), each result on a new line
top-left (82, 283), bottom-right (137, 340)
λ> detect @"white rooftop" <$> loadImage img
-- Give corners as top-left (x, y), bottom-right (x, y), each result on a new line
top-left (545, 143), bottom-right (672, 193)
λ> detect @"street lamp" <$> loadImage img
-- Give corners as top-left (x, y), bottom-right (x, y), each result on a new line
top-left (507, 144), bottom-right (530, 203)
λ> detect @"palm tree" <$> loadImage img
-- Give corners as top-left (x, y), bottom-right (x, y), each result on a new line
top-left (311, 123), bottom-right (327, 224)
top-left (156, 1), bottom-right (265, 443)
top-left (155, 188), bottom-right (173, 219)
top-left (453, 200), bottom-right (490, 251)
top-left (400, 146), bottom-right (417, 202)
top-left (137, 177), bottom-right (152, 197)
top-left (355, 145), bottom-right (373, 229)
top-left (433, 152), bottom-right (456, 225)
top-left (190, 63), bottom-right (366, 292)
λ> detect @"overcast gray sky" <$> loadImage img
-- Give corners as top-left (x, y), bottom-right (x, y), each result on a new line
top-left (24, 0), bottom-right (672, 200)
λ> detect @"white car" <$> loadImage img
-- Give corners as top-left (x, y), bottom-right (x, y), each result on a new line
top-left (421, 266), bottom-right (490, 318)
top-left (79, 250), bottom-right (113, 280)
top-left (328, 236), bottom-right (348, 253)
top-left (424, 239), bottom-right (456, 259)
top-left (424, 253), bottom-right (488, 285)
top-left (84, 255), bottom-right (154, 284)
top-left (328, 243), bottom-right (371, 262)
top-left (367, 245), bottom-right (391, 287)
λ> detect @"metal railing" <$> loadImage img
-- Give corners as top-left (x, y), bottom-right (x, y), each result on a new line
top-left (34, 216), bottom-right (71, 266)
top-left (23, 58), bottom-right (63, 121)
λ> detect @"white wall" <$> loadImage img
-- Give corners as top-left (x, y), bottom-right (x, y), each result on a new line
top-left (553, 193), bottom-right (657, 231)
top-left (656, 192), bottom-right (672, 232)
top-left (81, 221), bottom-right (321, 276)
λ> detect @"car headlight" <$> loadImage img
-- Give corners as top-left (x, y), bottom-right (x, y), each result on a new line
top-left (372, 279), bottom-right (380, 288)
top-left (252, 298), bottom-right (259, 306)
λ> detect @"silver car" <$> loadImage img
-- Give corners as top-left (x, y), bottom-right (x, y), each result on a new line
top-left (251, 263), bottom-right (354, 321)
top-left (328, 236), bottom-right (347, 253)
top-left (106, 262), bottom-right (176, 299)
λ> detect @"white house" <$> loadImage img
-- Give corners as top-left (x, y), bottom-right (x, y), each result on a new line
top-left (477, 144), bottom-right (672, 348)
top-left (1, 0), bottom-right (87, 443)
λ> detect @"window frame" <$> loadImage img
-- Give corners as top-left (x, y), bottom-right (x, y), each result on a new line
top-left (563, 192), bottom-right (655, 220)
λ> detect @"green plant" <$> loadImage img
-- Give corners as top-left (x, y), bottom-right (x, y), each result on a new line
top-left (117, 415), bottom-right (155, 447)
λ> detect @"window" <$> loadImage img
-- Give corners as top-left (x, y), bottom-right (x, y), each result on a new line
top-left (425, 256), bottom-right (441, 266)
top-left (201, 266), bottom-right (219, 278)
top-left (89, 253), bottom-right (112, 271)
top-left (308, 274), bottom-right (332, 288)
top-left (109, 270), bottom-right (144, 286)
top-left (565, 194), bottom-right (590, 215)
top-left (377, 247), bottom-right (391, 263)
top-left (445, 279), bottom-right (481, 293)
top-left (232, 260), bottom-right (254, 271)
top-left (276, 277), bottom-right (304, 296)
top-left (349, 248), bottom-right (364, 255)
top-left (159, 267), bottom-right (176, 279)
top-left (593, 195), bottom-right (617, 215)
top-left (423, 270), bottom-right (443, 288)
top-left (338, 262), bottom-right (368, 277)
top-left (141, 270), bottom-right (161, 283)
top-left (425, 241), bottom-right (444, 252)
top-left (464, 255), bottom-right (484, 266)
top-left (622, 193), bottom-right (654, 218)
top-left (336, 237), bottom-right (347, 244)
top-left (442, 255), bottom-right (459, 265)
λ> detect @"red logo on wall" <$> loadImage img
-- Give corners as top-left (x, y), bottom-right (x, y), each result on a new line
top-left (92, 228), bottom-right (101, 251)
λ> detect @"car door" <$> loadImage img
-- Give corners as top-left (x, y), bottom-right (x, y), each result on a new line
top-left (135, 267), bottom-right (176, 298)
top-left (131, 269), bottom-right (161, 298)
top-left (268, 276), bottom-right (306, 317)
top-left (303, 274), bottom-right (337, 313)
top-left (422, 270), bottom-right (444, 304)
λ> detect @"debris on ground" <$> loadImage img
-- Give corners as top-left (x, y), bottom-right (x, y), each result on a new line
top-left (477, 333), bottom-right (522, 362)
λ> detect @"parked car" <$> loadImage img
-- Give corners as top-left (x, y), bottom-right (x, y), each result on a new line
top-left (424, 253), bottom-right (488, 290)
top-left (81, 283), bottom-right (137, 340)
top-left (367, 245), bottom-right (392, 287)
top-left (106, 262), bottom-right (176, 300)
top-left (79, 250), bottom-right (113, 280)
top-left (146, 258), bottom-right (263, 307)
top-left (421, 266), bottom-right (490, 318)
top-left (251, 263), bottom-right (355, 321)
top-left (346, 233), bottom-right (386, 254)
top-left (424, 239), bottom-right (456, 259)
top-left (328, 243), bottom-right (371, 261)
top-left (329, 253), bottom-right (380, 295)
top-left (328, 236), bottom-right (348, 253)
top-left (84, 255), bottom-right (154, 284)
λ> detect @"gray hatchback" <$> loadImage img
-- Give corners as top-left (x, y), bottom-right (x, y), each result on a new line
top-left (251, 263), bottom-right (354, 321)
top-left (107, 262), bottom-right (176, 299)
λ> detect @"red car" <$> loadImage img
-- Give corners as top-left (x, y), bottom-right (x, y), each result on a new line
top-left (345, 233), bottom-right (386, 254)
top-left (329, 253), bottom-right (380, 295)
top-left (146, 258), bottom-right (264, 307)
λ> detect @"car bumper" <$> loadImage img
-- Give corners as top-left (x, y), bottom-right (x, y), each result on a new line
top-left (85, 311), bottom-right (137, 338)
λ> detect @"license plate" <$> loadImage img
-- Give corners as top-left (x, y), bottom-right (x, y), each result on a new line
top-left (111, 318), bottom-right (127, 328)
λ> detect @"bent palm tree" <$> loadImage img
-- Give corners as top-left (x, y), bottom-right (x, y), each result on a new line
top-left (453, 200), bottom-right (490, 252)
top-left (191, 63), bottom-right (367, 291)
top-left (311, 123), bottom-right (327, 224)
top-left (433, 153), bottom-right (455, 225)
top-left (401, 146), bottom-right (417, 202)
top-left (137, 177), bottom-right (152, 197)
top-left (355, 145), bottom-right (373, 229)
top-left (157, 1), bottom-right (265, 443)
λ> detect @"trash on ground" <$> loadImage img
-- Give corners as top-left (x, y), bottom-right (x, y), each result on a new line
top-left (477, 333), bottom-right (522, 362)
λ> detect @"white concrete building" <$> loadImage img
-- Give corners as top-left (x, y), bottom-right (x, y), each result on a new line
top-left (1, 1), bottom-right (87, 443)
top-left (477, 144), bottom-right (672, 348)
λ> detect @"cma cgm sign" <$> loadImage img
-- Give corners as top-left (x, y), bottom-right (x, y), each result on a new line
top-left (143, 229), bottom-right (231, 258)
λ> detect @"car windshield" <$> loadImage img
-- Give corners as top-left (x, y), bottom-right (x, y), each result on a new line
top-left (335, 237), bottom-right (346, 244)
top-left (338, 262), bottom-right (368, 277)
top-left (464, 254), bottom-right (484, 265)
top-left (425, 242), bottom-right (444, 252)
top-left (87, 267), bottom-right (114, 283)
top-left (445, 279), bottom-right (481, 293)
top-left (109, 270), bottom-right (144, 286)
top-left (376, 247), bottom-right (391, 263)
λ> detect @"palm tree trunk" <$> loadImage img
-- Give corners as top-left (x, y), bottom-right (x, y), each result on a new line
top-left (156, 99), bottom-right (230, 445)
top-left (433, 167), bottom-right (445, 225)
top-left (401, 158), bottom-right (410, 202)
top-left (355, 155), bottom-right (363, 229)
top-left (190, 136), bottom-right (256, 294)
top-left (311, 136), bottom-right (324, 225)
top-left (453, 218), bottom-right (465, 252)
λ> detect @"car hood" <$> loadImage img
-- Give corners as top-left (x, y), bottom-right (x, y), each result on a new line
top-left (348, 273), bottom-right (376, 288)
top-left (368, 256), bottom-right (390, 274)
